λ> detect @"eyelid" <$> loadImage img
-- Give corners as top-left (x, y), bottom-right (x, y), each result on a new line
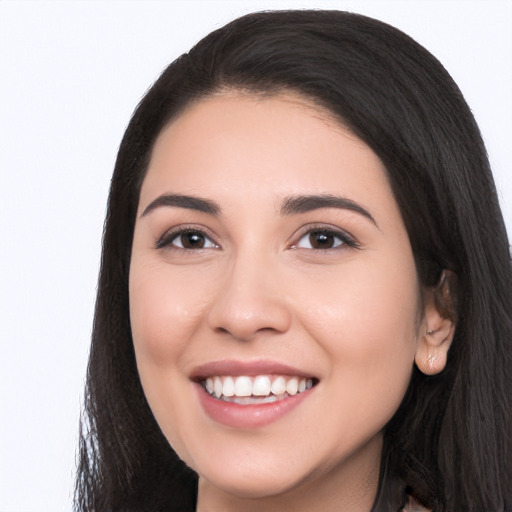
top-left (156, 224), bottom-right (220, 250)
top-left (289, 223), bottom-right (360, 251)
top-left (155, 223), bottom-right (359, 252)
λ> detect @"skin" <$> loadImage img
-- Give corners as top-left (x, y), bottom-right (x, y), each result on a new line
top-left (129, 93), bottom-right (452, 512)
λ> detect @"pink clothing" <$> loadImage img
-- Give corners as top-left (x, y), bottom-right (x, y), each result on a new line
top-left (402, 495), bottom-right (430, 511)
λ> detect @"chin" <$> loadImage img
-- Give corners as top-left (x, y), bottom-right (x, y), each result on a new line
top-left (198, 467), bottom-right (309, 500)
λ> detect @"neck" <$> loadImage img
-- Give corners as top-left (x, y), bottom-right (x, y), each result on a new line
top-left (196, 434), bottom-right (382, 512)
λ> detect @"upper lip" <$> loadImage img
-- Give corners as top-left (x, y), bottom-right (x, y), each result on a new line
top-left (189, 359), bottom-right (317, 381)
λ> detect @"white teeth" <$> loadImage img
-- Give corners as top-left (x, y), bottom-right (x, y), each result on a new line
top-left (203, 374), bottom-right (315, 401)
top-left (286, 377), bottom-right (299, 396)
top-left (222, 376), bottom-right (235, 397)
top-left (213, 376), bottom-right (223, 398)
top-left (252, 375), bottom-right (271, 396)
top-left (271, 376), bottom-right (287, 395)
top-left (234, 376), bottom-right (253, 397)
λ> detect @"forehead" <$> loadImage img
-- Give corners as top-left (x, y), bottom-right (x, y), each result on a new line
top-left (140, 92), bottom-right (395, 217)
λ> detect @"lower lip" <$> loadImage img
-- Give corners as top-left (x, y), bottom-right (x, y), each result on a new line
top-left (195, 383), bottom-right (312, 429)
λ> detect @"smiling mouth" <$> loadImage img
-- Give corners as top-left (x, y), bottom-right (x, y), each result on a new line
top-left (200, 375), bottom-right (317, 404)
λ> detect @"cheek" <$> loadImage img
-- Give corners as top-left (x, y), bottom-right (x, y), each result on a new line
top-left (299, 254), bottom-right (419, 340)
top-left (129, 262), bottom-right (211, 362)
top-left (128, 263), bottom-right (213, 459)
top-left (128, 263), bottom-right (204, 391)
top-left (295, 253), bottom-right (419, 407)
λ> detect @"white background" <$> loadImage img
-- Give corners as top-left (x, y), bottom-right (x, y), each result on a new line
top-left (0, 1), bottom-right (510, 511)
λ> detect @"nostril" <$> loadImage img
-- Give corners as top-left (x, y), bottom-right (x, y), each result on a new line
top-left (207, 299), bottom-right (292, 341)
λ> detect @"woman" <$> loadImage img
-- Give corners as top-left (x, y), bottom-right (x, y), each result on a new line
top-left (75, 10), bottom-right (512, 512)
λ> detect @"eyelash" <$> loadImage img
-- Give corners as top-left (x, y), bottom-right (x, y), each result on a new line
top-left (156, 226), bottom-right (219, 251)
top-left (292, 226), bottom-right (360, 252)
top-left (156, 225), bottom-right (360, 252)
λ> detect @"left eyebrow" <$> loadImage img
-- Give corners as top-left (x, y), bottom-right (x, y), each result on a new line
top-left (280, 194), bottom-right (378, 227)
top-left (140, 194), bottom-right (222, 218)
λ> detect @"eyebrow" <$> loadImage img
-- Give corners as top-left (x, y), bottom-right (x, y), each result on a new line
top-left (141, 194), bottom-right (221, 217)
top-left (141, 192), bottom-right (377, 227)
top-left (280, 194), bottom-right (377, 226)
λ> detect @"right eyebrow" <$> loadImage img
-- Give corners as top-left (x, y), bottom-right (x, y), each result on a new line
top-left (140, 194), bottom-right (222, 218)
top-left (280, 193), bottom-right (378, 228)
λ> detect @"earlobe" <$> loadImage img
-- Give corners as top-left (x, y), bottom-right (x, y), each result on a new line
top-left (415, 270), bottom-right (458, 376)
top-left (415, 328), bottom-right (452, 375)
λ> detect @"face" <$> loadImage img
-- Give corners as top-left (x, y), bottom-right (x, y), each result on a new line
top-left (129, 93), bottom-right (425, 504)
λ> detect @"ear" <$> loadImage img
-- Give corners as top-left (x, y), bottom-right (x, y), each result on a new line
top-left (415, 270), bottom-right (458, 376)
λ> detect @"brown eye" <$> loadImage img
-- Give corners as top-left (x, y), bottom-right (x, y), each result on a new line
top-left (157, 229), bottom-right (218, 250)
top-left (295, 228), bottom-right (357, 250)
top-left (179, 231), bottom-right (207, 249)
top-left (308, 231), bottom-right (336, 249)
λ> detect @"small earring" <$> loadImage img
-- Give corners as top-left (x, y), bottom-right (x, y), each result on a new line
top-left (426, 328), bottom-right (434, 336)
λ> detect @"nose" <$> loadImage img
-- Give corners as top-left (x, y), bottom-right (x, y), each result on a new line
top-left (206, 253), bottom-right (292, 342)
